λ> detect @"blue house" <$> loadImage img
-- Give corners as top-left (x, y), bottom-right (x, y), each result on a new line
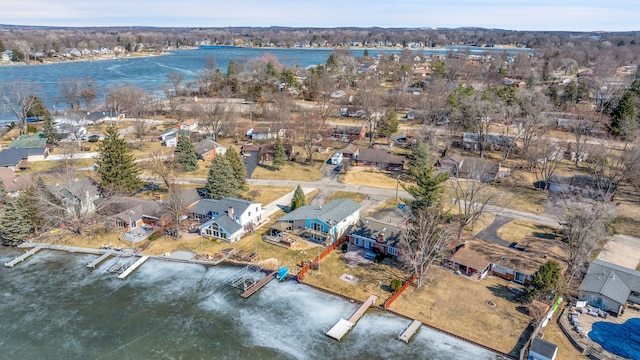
top-left (276, 199), bottom-right (361, 244)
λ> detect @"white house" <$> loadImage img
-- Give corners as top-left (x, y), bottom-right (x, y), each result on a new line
top-left (330, 152), bottom-right (343, 165)
top-left (192, 198), bottom-right (262, 243)
top-left (528, 338), bottom-right (558, 360)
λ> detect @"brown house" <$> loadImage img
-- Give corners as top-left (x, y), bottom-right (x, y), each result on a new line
top-left (193, 139), bottom-right (227, 162)
top-left (331, 126), bottom-right (367, 142)
top-left (339, 143), bottom-right (360, 159)
top-left (355, 148), bottom-right (405, 170)
top-left (241, 142), bottom-right (294, 164)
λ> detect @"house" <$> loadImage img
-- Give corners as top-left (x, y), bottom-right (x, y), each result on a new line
top-left (527, 338), bottom-right (558, 360)
top-left (330, 152), bottom-right (343, 165)
top-left (347, 209), bottom-right (410, 257)
top-left (161, 129), bottom-right (189, 147)
top-left (462, 133), bottom-right (514, 151)
top-left (547, 174), bottom-right (617, 200)
top-left (447, 238), bottom-right (569, 284)
top-left (504, 78), bottom-right (527, 88)
top-left (106, 198), bottom-right (170, 229)
top-left (177, 119), bottom-right (198, 131)
top-left (246, 128), bottom-right (285, 140)
top-left (354, 149), bottom-right (405, 170)
top-left (193, 139), bottom-right (226, 162)
top-left (331, 126), bottom-right (367, 141)
top-left (391, 129), bottom-right (421, 146)
top-left (1, 50), bottom-right (12, 62)
top-left (0, 168), bottom-right (34, 196)
top-left (52, 178), bottom-right (101, 216)
top-left (578, 259), bottom-right (640, 316)
top-left (254, 143), bottom-right (294, 164)
top-left (457, 158), bottom-right (511, 182)
top-left (437, 154), bottom-right (464, 176)
top-left (193, 198), bottom-right (262, 243)
top-left (0, 147), bottom-right (49, 170)
top-left (338, 143), bottom-right (360, 159)
top-left (276, 199), bottom-right (361, 244)
top-left (340, 107), bottom-right (365, 118)
top-left (7, 133), bottom-right (48, 149)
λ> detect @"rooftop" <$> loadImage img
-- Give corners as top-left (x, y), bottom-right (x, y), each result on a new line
top-left (279, 198), bottom-right (361, 225)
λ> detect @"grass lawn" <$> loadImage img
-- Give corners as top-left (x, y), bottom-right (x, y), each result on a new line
top-left (340, 168), bottom-right (409, 189)
top-left (612, 198), bottom-right (640, 238)
top-left (324, 191), bottom-right (367, 204)
top-left (131, 141), bottom-right (164, 159)
top-left (241, 185), bottom-right (294, 205)
top-left (541, 305), bottom-right (588, 360)
top-left (300, 249), bottom-right (408, 302)
top-left (23, 158), bottom-right (94, 174)
top-left (251, 162), bottom-right (323, 181)
top-left (390, 269), bottom-right (532, 356)
top-left (497, 220), bottom-right (560, 244)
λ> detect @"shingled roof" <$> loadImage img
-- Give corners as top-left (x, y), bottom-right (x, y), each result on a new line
top-left (279, 199), bottom-right (361, 225)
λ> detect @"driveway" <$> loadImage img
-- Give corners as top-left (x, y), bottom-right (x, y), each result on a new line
top-left (597, 234), bottom-right (640, 270)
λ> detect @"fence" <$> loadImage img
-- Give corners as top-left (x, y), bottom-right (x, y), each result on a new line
top-left (296, 236), bottom-right (347, 280)
top-left (383, 273), bottom-right (416, 309)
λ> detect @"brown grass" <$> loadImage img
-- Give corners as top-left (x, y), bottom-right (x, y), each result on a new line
top-left (251, 162), bottom-right (323, 181)
top-left (22, 158), bottom-right (95, 174)
top-left (241, 185), bottom-right (294, 205)
top-left (390, 269), bottom-right (531, 356)
top-left (301, 249), bottom-right (408, 302)
top-left (612, 201), bottom-right (640, 238)
top-left (540, 305), bottom-right (588, 359)
top-left (324, 191), bottom-right (368, 204)
top-left (497, 220), bottom-right (560, 244)
top-left (340, 168), bottom-right (408, 189)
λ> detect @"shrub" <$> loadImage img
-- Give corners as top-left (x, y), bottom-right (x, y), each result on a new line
top-left (390, 279), bottom-right (402, 293)
top-left (341, 242), bottom-right (348, 252)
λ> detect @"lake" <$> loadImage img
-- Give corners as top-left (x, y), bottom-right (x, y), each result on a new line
top-left (0, 247), bottom-right (501, 359)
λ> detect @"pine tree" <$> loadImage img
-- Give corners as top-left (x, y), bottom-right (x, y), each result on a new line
top-left (41, 112), bottom-right (58, 144)
top-left (225, 147), bottom-right (248, 191)
top-left (609, 90), bottom-right (637, 138)
top-left (175, 133), bottom-right (199, 172)
top-left (204, 155), bottom-right (239, 200)
top-left (402, 141), bottom-right (448, 209)
top-left (0, 196), bottom-right (32, 246)
top-left (290, 185), bottom-right (306, 211)
top-left (95, 125), bottom-right (143, 194)
top-left (527, 260), bottom-right (562, 299)
top-left (272, 136), bottom-right (287, 169)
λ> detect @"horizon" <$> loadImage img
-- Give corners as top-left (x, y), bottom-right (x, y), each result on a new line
top-left (2, 0), bottom-right (639, 32)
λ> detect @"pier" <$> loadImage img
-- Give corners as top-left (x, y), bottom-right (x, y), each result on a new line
top-left (240, 271), bottom-right (277, 298)
top-left (118, 256), bottom-right (149, 279)
top-left (326, 295), bottom-right (377, 341)
top-left (86, 251), bottom-right (115, 269)
top-left (398, 319), bottom-right (422, 343)
top-left (4, 246), bottom-right (45, 268)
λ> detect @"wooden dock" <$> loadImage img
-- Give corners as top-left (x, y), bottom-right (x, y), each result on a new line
top-left (86, 250), bottom-right (115, 269)
top-left (326, 295), bottom-right (377, 341)
top-left (240, 271), bottom-right (277, 298)
top-left (4, 246), bottom-right (44, 268)
top-left (118, 256), bottom-right (149, 279)
top-left (398, 319), bottom-right (422, 343)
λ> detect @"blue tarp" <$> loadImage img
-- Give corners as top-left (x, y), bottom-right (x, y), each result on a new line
top-left (589, 318), bottom-right (640, 359)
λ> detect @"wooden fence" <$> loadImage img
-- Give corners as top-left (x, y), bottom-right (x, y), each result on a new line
top-left (383, 273), bottom-right (416, 309)
top-left (296, 236), bottom-right (347, 280)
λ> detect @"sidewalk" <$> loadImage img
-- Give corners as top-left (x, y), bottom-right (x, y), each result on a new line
top-left (260, 186), bottom-right (316, 221)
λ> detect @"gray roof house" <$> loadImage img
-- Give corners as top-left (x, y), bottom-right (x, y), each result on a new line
top-left (277, 199), bottom-right (361, 245)
top-left (0, 147), bottom-right (49, 170)
top-left (528, 338), bottom-right (558, 360)
top-left (192, 198), bottom-right (262, 243)
top-left (578, 259), bottom-right (640, 316)
top-left (347, 218), bottom-right (407, 257)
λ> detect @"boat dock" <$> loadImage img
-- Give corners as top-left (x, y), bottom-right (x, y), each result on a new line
top-left (240, 271), bottom-right (277, 298)
top-left (398, 319), bottom-right (422, 343)
top-left (118, 256), bottom-right (149, 279)
top-left (86, 251), bottom-right (115, 269)
top-left (326, 295), bottom-right (377, 341)
top-left (4, 246), bottom-right (45, 268)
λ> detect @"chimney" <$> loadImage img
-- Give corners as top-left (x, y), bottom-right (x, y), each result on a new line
top-left (228, 206), bottom-right (234, 219)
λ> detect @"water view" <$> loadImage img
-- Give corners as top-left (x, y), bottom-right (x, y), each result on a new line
top-left (0, 247), bottom-right (499, 359)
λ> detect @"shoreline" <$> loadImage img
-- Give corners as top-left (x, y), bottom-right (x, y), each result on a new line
top-left (8, 241), bottom-right (515, 359)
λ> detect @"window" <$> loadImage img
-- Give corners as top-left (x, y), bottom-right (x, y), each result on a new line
top-left (354, 237), bottom-right (362, 246)
top-left (388, 247), bottom-right (397, 255)
top-left (364, 240), bottom-right (372, 249)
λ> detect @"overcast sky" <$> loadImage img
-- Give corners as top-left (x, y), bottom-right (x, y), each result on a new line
top-left (3, 0), bottom-right (639, 31)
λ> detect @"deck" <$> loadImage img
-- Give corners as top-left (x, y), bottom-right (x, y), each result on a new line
top-left (240, 271), bottom-right (277, 298)
top-left (4, 246), bottom-right (44, 268)
top-left (86, 250), bottom-right (115, 269)
top-left (398, 319), bottom-right (422, 343)
top-left (326, 295), bottom-right (377, 341)
top-left (118, 256), bottom-right (149, 279)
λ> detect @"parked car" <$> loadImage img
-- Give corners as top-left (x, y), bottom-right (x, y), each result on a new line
top-left (88, 134), bottom-right (104, 142)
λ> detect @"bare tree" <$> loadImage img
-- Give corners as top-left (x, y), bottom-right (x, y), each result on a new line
top-left (399, 210), bottom-right (453, 289)
top-left (0, 81), bottom-right (40, 131)
top-left (165, 183), bottom-right (188, 232)
top-left (55, 142), bottom-right (80, 178)
top-left (191, 99), bottom-right (235, 141)
top-left (58, 78), bottom-right (95, 113)
top-left (297, 115), bottom-right (327, 166)
top-left (530, 138), bottom-right (565, 189)
top-left (560, 200), bottom-right (612, 283)
top-left (519, 92), bottom-right (552, 161)
top-left (451, 92), bottom-right (497, 158)
top-left (355, 77), bottom-right (385, 148)
top-left (140, 149), bottom-right (179, 189)
top-left (567, 105), bottom-right (606, 167)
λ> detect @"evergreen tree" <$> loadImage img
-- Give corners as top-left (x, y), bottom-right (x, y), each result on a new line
top-left (0, 196), bottom-right (32, 246)
top-left (609, 90), bottom-right (637, 138)
top-left (204, 155), bottom-right (239, 200)
top-left (402, 141), bottom-right (448, 209)
top-left (95, 125), bottom-right (142, 194)
top-left (272, 136), bottom-right (287, 169)
top-left (377, 111), bottom-right (399, 140)
top-left (225, 147), bottom-right (248, 191)
top-left (527, 260), bottom-right (562, 299)
top-left (175, 133), bottom-right (199, 172)
top-left (41, 112), bottom-right (58, 144)
top-left (290, 185), bottom-right (306, 211)
top-left (26, 95), bottom-right (50, 120)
